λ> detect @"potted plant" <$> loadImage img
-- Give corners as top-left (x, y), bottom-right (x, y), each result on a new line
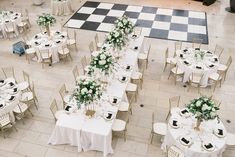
top-left (37, 13), bottom-right (56, 37)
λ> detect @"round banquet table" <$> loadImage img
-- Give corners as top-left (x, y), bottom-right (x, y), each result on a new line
top-left (0, 78), bottom-right (21, 122)
top-left (161, 108), bottom-right (227, 157)
top-left (0, 11), bottom-right (22, 38)
top-left (176, 48), bottom-right (220, 87)
top-left (29, 30), bottom-right (68, 63)
top-left (51, 0), bottom-right (73, 16)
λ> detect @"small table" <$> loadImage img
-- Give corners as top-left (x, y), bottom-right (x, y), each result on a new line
top-left (29, 30), bottom-right (68, 63)
top-left (51, 0), bottom-right (73, 16)
top-left (176, 48), bottom-right (219, 87)
top-left (162, 109), bottom-right (226, 157)
top-left (0, 11), bottom-right (22, 38)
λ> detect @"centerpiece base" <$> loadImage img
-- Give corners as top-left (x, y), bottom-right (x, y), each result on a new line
top-left (85, 110), bottom-right (96, 117)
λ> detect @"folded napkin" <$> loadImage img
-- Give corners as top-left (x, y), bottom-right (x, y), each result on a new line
top-left (172, 120), bottom-right (178, 127)
top-left (183, 49), bottom-right (188, 52)
top-left (106, 113), bottom-right (112, 119)
top-left (196, 66), bottom-right (202, 69)
top-left (0, 80), bottom-right (4, 83)
top-left (214, 58), bottom-right (218, 62)
top-left (209, 64), bottom-right (214, 68)
top-left (112, 98), bottom-right (117, 104)
top-left (134, 46), bottom-right (138, 50)
top-left (180, 54), bottom-right (184, 58)
top-left (184, 61), bottom-right (189, 65)
top-left (121, 76), bottom-right (126, 81)
top-left (204, 143), bottom-right (213, 149)
top-left (5, 20), bottom-right (9, 23)
top-left (181, 109), bottom-right (188, 114)
top-left (9, 96), bottom-right (15, 101)
top-left (181, 137), bottom-right (190, 144)
top-left (218, 129), bottom-right (223, 135)
top-left (14, 17), bottom-right (17, 19)
top-left (195, 48), bottom-right (200, 50)
top-left (56, 41), bottom-right (61, 44)
top-left (126, 65), bottom-right (131, 70)
top-left (0, 104), bottom-right (3, 108)
top-left (15, 13), bottom-right (18, 16)
top-left (9, 82), bottom-right (14, 86)
top-left (13, 88), bottom-right (17, 92)
top-left (34, 35), bottom-right (38, 39)
top-left (65, 106), bottom-right (71, 111)
top-left (60, 35), bottom-right (65, 38)
top-left (10, 11), bottom-right (13, 14)
top-left (207, 51), bottom-right (212, 54)
top-left (45, 44), bottom-right (50, 47)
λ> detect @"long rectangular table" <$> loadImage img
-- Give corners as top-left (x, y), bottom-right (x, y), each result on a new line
top-left (48, 34), bottom-right (144, 157)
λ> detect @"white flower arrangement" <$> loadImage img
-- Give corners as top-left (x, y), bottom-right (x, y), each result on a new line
top-left (90, 50), bottom-right (115, 75)
top-left (194, 50), bottom-right (205, 60)
top-left (187, 96), bottom-right (220, 121)
top-left (106, 29), bottom-right (127, 50)
top-left (36, 13), bottom-right (56, 27)
top-left (72, 76), bottom-right (103, 105)
top-left (114, 15), bottom-right (134, 34)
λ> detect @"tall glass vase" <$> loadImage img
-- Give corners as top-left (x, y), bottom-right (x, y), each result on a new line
top-left (45, 25), bottom-right (51, 37)
top-left (194, 119), bottom-right (202, 131)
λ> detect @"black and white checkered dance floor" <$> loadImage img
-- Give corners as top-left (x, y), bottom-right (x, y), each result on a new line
top-left (65, 1), bottom-right (208, 44)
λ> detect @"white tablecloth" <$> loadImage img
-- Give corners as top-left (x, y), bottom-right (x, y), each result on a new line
top-left (51, 0), bottom-right (73, 16)
top-left (0, 11), bottom-right (22, 38)
top-left (176, 48), bottom-right (219, 86)
top-left (161, 110), bottom-right (226, 157)
top-left (29, 30), bottom-right (68, 63)
top-left (48, 35), bottom-right (144, 157)
top-left (0, 78), bottom-right (21, 122)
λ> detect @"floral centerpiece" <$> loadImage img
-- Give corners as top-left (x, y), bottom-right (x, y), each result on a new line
top-left (194, 50), bottom-right (205, 61)
top-left (106, 29), bottom-right (127, 51)
top-left (73, 76), bottom-right (103, 105)
top-left (36, 13), bottom-right (56, 36)
top-left (187, 96), bottom-right (220, 131)
top-left (90, 50), bottom-right (115, 75)
top-left (114, 15), bottom-right (134, 34)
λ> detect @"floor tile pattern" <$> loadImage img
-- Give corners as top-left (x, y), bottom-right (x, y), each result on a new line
top-left (65, 1), bottom-right (209, 44)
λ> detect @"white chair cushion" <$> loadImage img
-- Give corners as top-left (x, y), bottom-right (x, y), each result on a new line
top-left (17, 81), bottom-right (29, 91)
top-left (13, 103), bottom-right (28, 113)
top-left (153, 122), bottom-right (167, 136)
top-left (63, 95), bottom-right (71, 104)
top-left (0, 114), bottom-right (11, 127)
top-left (55, 110), bottom-right (66, 120)
top-left (67, 39), bottom-right (75, 45)
top-left (41, 52), bottom-right (52, 59)
top-left (6, 27), bottom-right (14, 32)
top-left (171, 67), bottom-right (184, 74)
top-left (170, 107), bottom-right (180, 115)
top-left (126, 83), bottom-right (137, 92)
top-left (167, 57), bottom-right (177, 64)
top-left (97, 43), bottom-right (102, 48)
top-left (189, 75), bottom-right (201, 83)
top-left (217, 64), bottom-right (227, 71)
top-left (17, 22), bottom-right (27, 27)
top-left (131, 71), bottom-right (142, 80)
top-left (209, 73), bottom-right (221, 81)
top-left (58, 48), bottom-right (70, 55)
top-left (112, 119), bottom-right (126, 131)
top-left (26, 47), bottom-right (36, 54)
top-left (21, 92), bottom-right (33, 101)
top-left (118, 102), bottom-right (129, 112)
top-left (138, 53), bottom-right (147, 60)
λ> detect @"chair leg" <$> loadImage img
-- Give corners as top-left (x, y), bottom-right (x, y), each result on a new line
top-left (166, 111), bottom-right (170, 121)
top-left (28, 109), bottom-right (34, 117)
top-left (124, 129), bottom-right (127, 141)
top-left (163, 63), bottom-right (167, 72)
top-left (34, 100), bottom-right (38, 110)
top-left (150, 132), bottom-right (154, 144)
top-left (168, 72), bottom-right (171, 80)
top-left (1, 127), bottom-right (5, 139)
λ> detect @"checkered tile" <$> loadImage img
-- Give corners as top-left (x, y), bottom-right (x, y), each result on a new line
top-left (65, 1), bottom-right (208, 44)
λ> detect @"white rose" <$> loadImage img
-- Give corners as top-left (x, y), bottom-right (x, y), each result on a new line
top-left (99, 60), bottom-right (106, 65)
top-left (100, 54), bottom-right (106, 60)
top-left (88, 89), bottom-right (92, 93)
top-left (114, 31), bottom-right (119, 38)
top-left (202, 104), bottom-right (208, 111)
top-left (210, 112), bottom-right (216, 117)
top-left (81, 88), bottom-right (88, 94)
top-left (196, 101), bottom-right (202, 107)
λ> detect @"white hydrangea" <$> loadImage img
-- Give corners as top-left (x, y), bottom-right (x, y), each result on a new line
top-left (81, 88), bottom-right (88, 95)
top-left (99, 60), bottom-right (106, 65)
top-left (100, 54), bottom-right (106, 60)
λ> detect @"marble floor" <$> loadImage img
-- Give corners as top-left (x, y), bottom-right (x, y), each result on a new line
top-left (0, 0), bottom-right (235, 157)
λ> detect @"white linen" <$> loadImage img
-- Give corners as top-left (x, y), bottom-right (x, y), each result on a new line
top-left (51, 0), bottom-right (73, 16)
top-left (0, 11), bottom-right (22, 38)
top-left (29, 30), bottom-right (68, 63)
top-left (48, 34), bottom-right (144, 157)
top-left (0, 78), bottom-right (21, 122)
top-left (176, 48), bottom-right (219, 86)
top-left (161, 111), bottom-right (226, 157)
